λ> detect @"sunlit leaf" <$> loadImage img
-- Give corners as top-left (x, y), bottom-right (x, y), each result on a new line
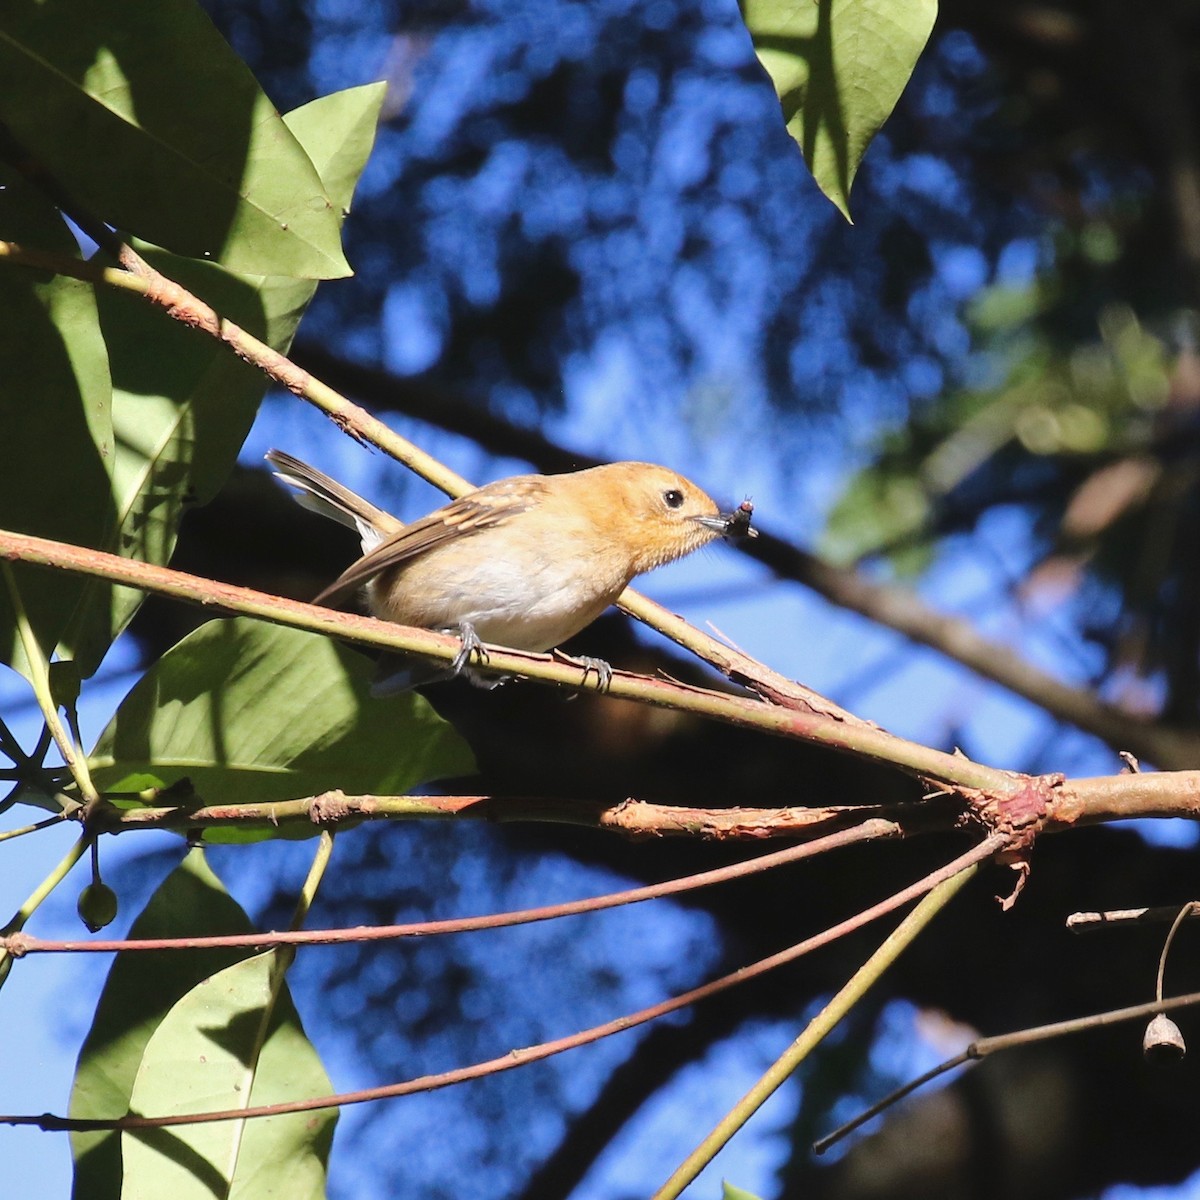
top-left (744, 0), bottom-right (938, 218)
top-left (0, 0), bottom-right (350, 278)
top-left (122, 951), bottom-right (335, 1200)
top-left (88, 619), bottom-right (475, 841)
top-left (70, 852), bottom-right (263, 1200)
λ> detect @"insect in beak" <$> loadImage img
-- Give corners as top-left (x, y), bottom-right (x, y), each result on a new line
top-left (693, 499), bottom-right (757, 539)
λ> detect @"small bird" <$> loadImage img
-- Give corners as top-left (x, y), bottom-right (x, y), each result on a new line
top-left (266, 449), bottom-right (755, 688)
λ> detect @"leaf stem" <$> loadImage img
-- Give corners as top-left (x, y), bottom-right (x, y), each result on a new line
top-left (0, 831), bottom-right (89, 987)
top-left (1, 563), bottom-right (97, 806)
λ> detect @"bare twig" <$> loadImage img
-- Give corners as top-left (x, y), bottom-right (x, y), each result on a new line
top-left (0, 525), bottom-right (1025, 796)
top-left (1068, 903), bottom-right (1200, 931)
top-left (0, 835), bottom-right (1003, 1133)
top-left (89, 789), bottom-right (948, 841)
top-left (815, 986), bottom-right (1200, 1154)
top-left (4, 820), bottom-right (902, 957)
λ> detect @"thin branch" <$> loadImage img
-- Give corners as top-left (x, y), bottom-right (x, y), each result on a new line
top-left (91, 789), bottom-right (948, 840)
top-left (1155, 903), bottom-right (1198, 1004)
top-left (290, 344), bottom-right (1200, 767)
top-left (1068, 903), bottom-right (1200, 931)
top-left (0, 835), bottom-right (1003, 1133)
top-left (654, 861), bottom-right (979, 1199)
top-left (9, 525), bottom-right (1200, 833)
top-left (0, 832), bottom-right (89, 984)
top-left (0, 813), bottom-right (70, 844)
top-left (4, 819), bottom-right (903, 957)
top-left (0, 524), bottom-right (1025, 796)
top-left (814, 986), bottom-right (1200, 1154)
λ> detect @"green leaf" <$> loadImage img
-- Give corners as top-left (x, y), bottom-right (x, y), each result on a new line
top-left (60, 85), bottom-right (384, 677)
top-left (64, 237), bottom-right (305, 678)
top-left (723, 1184), bottom-right (765, 1200)
top-left (70, 851), bottom-right (265, 1200)
top-left (744, 0), bottom-right (938, 218)
top-left (122, 951), bottom-right (335, 1200)
top-left (0, 0), bottom-right (350, 278)
top-left (88, 619), bottom-right (475, 841)
top-left (0, 163), bottom-right (114, 678)
top-left (283, 83), bottom-right (387, 219)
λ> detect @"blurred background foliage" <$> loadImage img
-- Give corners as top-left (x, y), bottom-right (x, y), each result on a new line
top-left (66, 1), bottom-right (1200, 1197)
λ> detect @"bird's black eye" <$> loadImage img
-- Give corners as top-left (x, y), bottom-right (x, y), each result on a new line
top-left (663, 488), bottom-right (684, 509)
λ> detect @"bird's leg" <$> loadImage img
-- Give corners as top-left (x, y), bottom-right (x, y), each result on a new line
top-left (451, 621), bottom-right (490, 675)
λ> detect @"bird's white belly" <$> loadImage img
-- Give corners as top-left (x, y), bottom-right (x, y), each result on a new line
top-left (374, 553), bottom-right (621, 651)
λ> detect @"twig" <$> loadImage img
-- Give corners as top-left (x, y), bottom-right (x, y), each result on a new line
top-left (0, 834), bottom-right (1003, 1133)
top-left (0, 833), bottom-right (89, 985)
top-left (1068, 903), bottom-right (1200, 931)
top-left (1156, 903), bottom-right (1199, 1003)
top-left (655, 861), bottom-right (979, 1199)
top-left (90, 789), bottom-right (947, 840)
top-left (3, 820), bottom-right (903, 957)
top-left (0, 813), bottom-right (71, 844)
top-left (814, 986), bottom-right (1200, 1154)
top-left (0, 525), bottom-right (1026, 796)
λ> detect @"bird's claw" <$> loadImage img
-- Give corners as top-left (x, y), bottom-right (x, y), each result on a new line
top-left (451, 622), bottom-right (489, 675)
top-left (553, 650), bottom-right (613, 692)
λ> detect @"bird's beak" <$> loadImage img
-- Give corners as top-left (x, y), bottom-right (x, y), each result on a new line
top-left (693, 500), bottom-right (757, 539)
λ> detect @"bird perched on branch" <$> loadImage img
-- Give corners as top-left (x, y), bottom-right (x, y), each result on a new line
top-left (267, 449), bottom-right (755, 689)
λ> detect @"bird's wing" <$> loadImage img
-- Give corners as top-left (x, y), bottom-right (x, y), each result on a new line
top-left (313, 478), bottom-right (547, 607)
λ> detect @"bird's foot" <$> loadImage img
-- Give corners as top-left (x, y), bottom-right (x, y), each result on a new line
top-left (451, 622), bottom-right (489, 675)
top-left (554, 650), bottom-right (614, 692)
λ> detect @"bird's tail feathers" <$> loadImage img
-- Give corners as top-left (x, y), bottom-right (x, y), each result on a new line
top-left (265, 449), bottom-right (400, 553)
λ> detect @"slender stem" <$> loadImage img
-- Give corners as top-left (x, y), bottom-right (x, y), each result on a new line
top-left (816, 985), bottom-right (1200, 1154)
top-left (0, 813), bottom-right (70, 844)
top-left (3, 832), bottom-right (90, 932)
top-left (653, 863), bottom-right (979, 1200)
top-left (90, 789), bottom-right (938, 842)
top-left (5, 822), bottom-right (901, 957)
top-left (1155, 902), bottom-right (1198, 1004)
top-left (0, 832), bottom-right (90, 986)
top-left (0, 564), bottom-right (97, 806)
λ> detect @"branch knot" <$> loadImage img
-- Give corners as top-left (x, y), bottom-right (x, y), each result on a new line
top-left (975, 772), bottom-right (1062, 910)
